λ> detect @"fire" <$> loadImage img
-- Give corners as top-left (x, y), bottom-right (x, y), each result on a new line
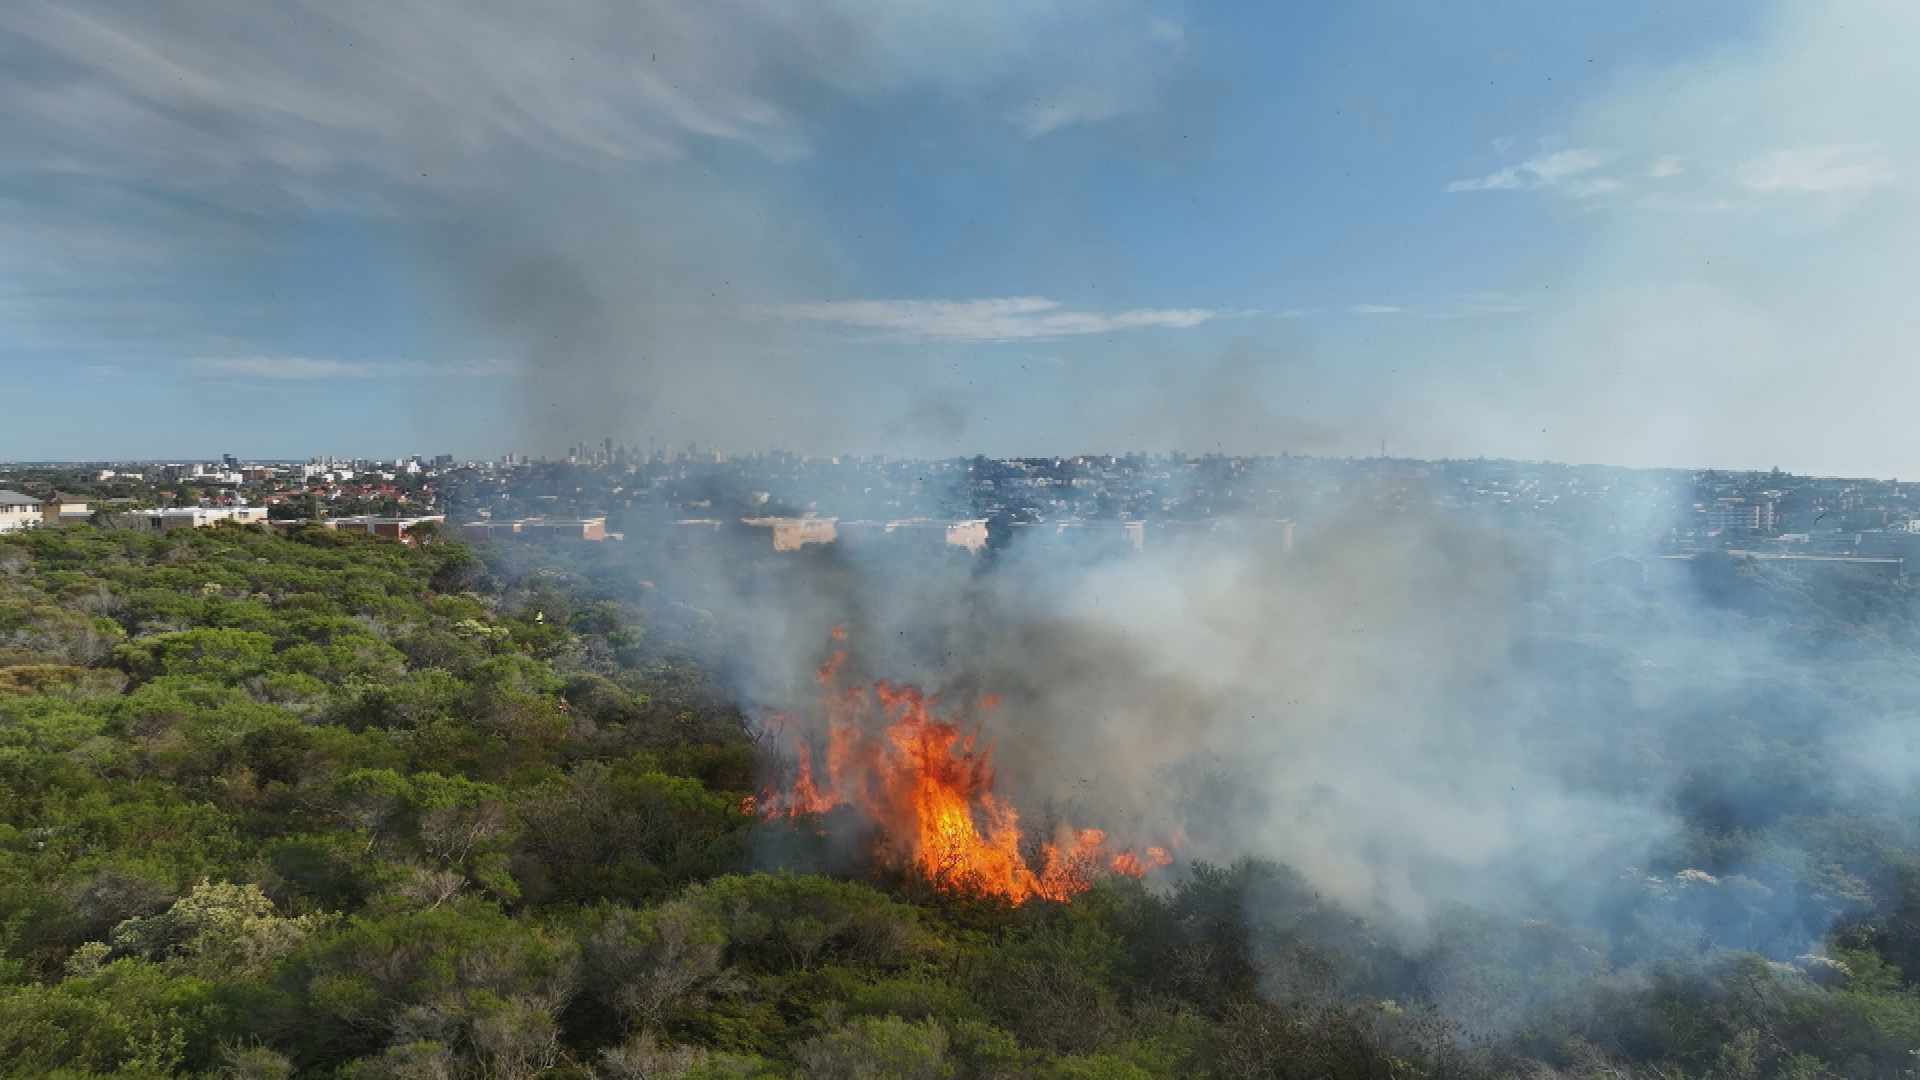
top-left (1111, 846), bottom-right (1173, 877)
top-left (761, 640), bottom-right (1168, 904)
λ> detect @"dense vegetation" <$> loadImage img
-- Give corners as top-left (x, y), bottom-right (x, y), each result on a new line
top-left (9, 524), bottom-right (1920, 1079)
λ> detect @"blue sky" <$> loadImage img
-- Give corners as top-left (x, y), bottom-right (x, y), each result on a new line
top-left (4, 1), bottom-right (1916, 474)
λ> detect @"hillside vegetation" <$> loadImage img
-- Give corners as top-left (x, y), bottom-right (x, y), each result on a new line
top-left (8, 525), bottom-right (1920, 1079)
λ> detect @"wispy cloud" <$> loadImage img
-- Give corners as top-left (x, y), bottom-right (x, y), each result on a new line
top-left (191, 356), bottom-right (518, 379)
top-left (1006, 15), bottom-right (1186, 138)
top-left (1648, 155), bottom-right (1686, 179)
top-left (764, 297), bottom-right (1228, 342)
top-left (1634, 193), bottom-right (1737, 213)
top-left (1737, 146), bottom-right (1897, 193)
top-left (1448, 148), bottom-right (1612, 193)
top-left (0, 0), bottom-right (1188, 206)
top-left (1349, 295), bottom-right (1526, 319)
top-left (1428, 293), bottom-right (1529, 319)
top-left (1454, 141), bottom-right (1897, 207)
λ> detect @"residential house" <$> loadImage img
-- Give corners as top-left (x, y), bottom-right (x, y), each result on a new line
top-left (0, 491), bottom-right (42, 533)
top-left (41, 493), bottom-right (92, 524)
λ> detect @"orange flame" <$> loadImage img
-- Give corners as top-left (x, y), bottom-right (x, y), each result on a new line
top-left (1110, 845), bottom-right (1173, 878)
top-left (762, 638), bottom-right (1168, 904)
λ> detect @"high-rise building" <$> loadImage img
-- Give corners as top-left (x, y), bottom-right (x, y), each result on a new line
top-left (1706, 498), bottom-right (1776, 533)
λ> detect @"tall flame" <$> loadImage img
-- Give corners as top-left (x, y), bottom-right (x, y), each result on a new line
top-left (761, 638), bottom-right (1170, 903)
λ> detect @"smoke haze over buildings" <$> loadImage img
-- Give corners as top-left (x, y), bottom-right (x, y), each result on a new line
top-left (646, 473), bottom-right (1876, 962)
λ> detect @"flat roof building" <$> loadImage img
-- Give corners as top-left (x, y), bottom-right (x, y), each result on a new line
top-left (459, 517), bottom-right (608, 542)
top-left (326, 515), bottom-right (447, 545)
top-left (837, 519), bottom-right (989, 553)
top-left (129, 506), bottom-right (271, 532)
top-left (741, 516), bottom-right (837, 551)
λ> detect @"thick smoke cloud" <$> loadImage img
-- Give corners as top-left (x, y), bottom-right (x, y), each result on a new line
top-left (750, 520), bottom-right (1631, 931)
top-left (635, 466), bottom-right (1889, 983)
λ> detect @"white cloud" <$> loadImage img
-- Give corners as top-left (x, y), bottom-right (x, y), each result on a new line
top-left (1448, 148), bottom-right (1612, 193)
top-left (1736, 146), bottom-right (1897, 193)
top-left (1648, 155), bottom-right (1686, 179)
top-left (1462, 140), bottom-right (1899, 208)
top-left (1349, 296), bottom-right (1526, 319)
top-left (192, 356), bottom-right (517, 379)
top-left (1007, 9), bottom-right (1188, 137)
top-left (1429, 294), bottom-right (1529, 319)
top-left (1012, 95), bottom-right (1130, 139)
top-left (1525, 148), bottom-right (1613, 185)
top-left (193, 357), bottom-right (374, 379)
top-left (1562, 177), bottom-right (1625, 198)
top-left (1632, 193), bottom-right (1737, 213)
top-left (1447, 168), bottom-right (1525, 193)
top-left (766, 297), bottom-right (1226, 342)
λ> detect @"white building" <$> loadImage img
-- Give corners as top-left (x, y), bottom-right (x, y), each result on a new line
top-left (0, 491), bottom-right (43, 533)
top-left (130, 506), bottom-right (271, 532)
top-left (1706, 498), bottom-right (1777, 534)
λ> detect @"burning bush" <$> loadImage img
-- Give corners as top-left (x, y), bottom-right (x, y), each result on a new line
top-left (759, 635), bottom-right (1168, 904)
